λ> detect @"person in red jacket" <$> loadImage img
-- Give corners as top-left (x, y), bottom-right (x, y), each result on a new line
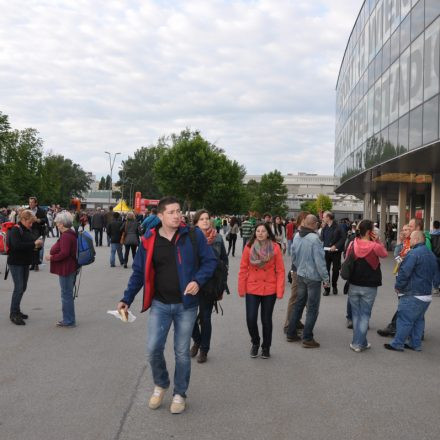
top-left (45, 211), bottom-right (78, 327)
top-left (238, 223), bottom-right (285, 359)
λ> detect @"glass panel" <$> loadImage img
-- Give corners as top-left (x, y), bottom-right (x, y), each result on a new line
top-left (423, 94), bottom-right (439, 143)
top-left (409, 105), bottom-right (423, 149)
top-left (391, 27), bottom-right (400, 62)
top-left (411, 0), bottom-right (425, 41)
top-left (389, 119), bottom-right (399, 148)
top-left (369, 61), bottom-right (376, 89)
top-left (400, 14), bottom-right (411, 51)
top-left (369, 11), bottom-right (377, 62)
top-left (426, 0), bottom-right (440, 26)
top-left (384, 0), bottom-right (392, 41)
top-left (399, 46), bottom-right (411, 116)
top-left (382, 69), bottom-right (391, 128)
top-left (401, 0), bottom-right (412, 20)
top-left (390, 60), bottom-right (400, 122)
top-left (391, 0), bottom-right (401, 32)
top-left (375, 50), bottom-right (383, 82)
top-left (409, 33), bottom-right (424, 109)
top-left (368, 86), bottom-right (375, 136)
top-left (424, 16), bottom-right (440, 101)
top-left (376, 0), bottom-right (384, 50)
top-left (398, 112), bottom-right (409, 149)
top-left (374, 79), bottom-right (382, 133)
top-left (383, 37), bottom-right (391, 70)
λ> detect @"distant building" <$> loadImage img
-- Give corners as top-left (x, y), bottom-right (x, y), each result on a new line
top-left (244, 172), bottom-right (396, 220)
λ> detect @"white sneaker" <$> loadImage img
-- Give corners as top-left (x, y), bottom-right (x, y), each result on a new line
top-left (350, 343), bottom-right (361, 353)
top-left (148, 386), bottom-right (167, 410)
top-left (170, 394), bottom-right (186, 414)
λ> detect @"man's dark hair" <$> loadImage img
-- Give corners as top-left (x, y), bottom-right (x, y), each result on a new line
top-left (325, 211), bottom-right (334, 220)
top-left (263, 213), bottom-right (271, 219)
top-left (113, 212), bottom-right (120, 219)
top-left (151, 208), bottom-right (158, 215)
top-left (157, 196), bottom-right (180, 213)
top-left (29, 196), bottom-right (38, 204)
top-left (434, 220), bottom-right (440, 229)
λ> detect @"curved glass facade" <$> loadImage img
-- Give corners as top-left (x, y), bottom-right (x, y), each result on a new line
top-left (335, 0), bottom-right (440, 184)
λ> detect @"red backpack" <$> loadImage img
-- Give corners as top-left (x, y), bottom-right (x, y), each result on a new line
top-left (0, 222), bottom-right (20, 255)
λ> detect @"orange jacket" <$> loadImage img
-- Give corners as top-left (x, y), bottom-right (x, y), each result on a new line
top-left (238, 243), bottom-right (285, 298)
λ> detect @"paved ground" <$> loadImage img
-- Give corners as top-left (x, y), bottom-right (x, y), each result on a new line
top-left (0, 234), bottom-right (439, 440)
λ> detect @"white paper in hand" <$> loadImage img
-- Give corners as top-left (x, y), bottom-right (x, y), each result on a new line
top-left (107, 310), bottom-right (136, 323)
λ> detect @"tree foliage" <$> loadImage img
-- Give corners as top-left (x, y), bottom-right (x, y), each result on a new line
top-left (154, 129), bottom-right (247, 213)
top-left (98, 176), bottom-right (106, 190)
top-left (117, 143), bottom-right (166, 199)
top-left (0, 111), bottom-right (92, 206)
top-left (251, 170), bottom-right (288, 217)
top-left (300, 194), bottom-right (333, 217)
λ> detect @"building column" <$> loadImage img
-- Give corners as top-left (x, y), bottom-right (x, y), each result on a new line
top-left (363, 192), bottom-right (373, 220)
top-left (397, 183), bottom-right (407, 234)
top-left (409, 194), bottom-right (417, 219)
top-left (379, 193), bottom-right (387, 242)
top-left (424, 191), bottom-right (431, 231)
top-left (430, 173), bottom-right (440, 230)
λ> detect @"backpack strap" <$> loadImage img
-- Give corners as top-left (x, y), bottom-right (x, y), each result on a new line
top-left (188, 227), bottom-right (199, 270)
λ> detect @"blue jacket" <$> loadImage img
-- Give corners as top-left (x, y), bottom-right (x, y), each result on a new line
top-left (121, 225), bottom-right (217, 311)
top-left (395, 243), bottom-right (440, 295)
top-left (291, 228), bottom-right (329, 283)
top-left (141, 214), bottom-right (161, 231)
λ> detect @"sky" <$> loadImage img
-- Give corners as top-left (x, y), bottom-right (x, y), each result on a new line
top-left (0, 0), bottom-right (361, 178)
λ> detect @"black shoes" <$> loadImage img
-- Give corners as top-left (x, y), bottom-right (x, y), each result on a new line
top-left (197, 351), bottom-right (208, 363)
top-left (19, 312), bottom-right (28, 320)
top-left (377, 327), bottom-right (396, 337)
top-left (333, 287), bottom-right (338, 295)
top-left (261, 348), bottom-right (270, 359)
top-left (286, 334), bottom-right (301, 342)
top-left (323, 288), bottom-right (330, 296)
top-left (250, 345), bottom-right (259, 358)
top-left (384, 343), bottom-right (403, 352)
top-left (10, 314), bottom-right (26, 325)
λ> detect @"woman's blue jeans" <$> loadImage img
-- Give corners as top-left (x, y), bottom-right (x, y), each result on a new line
top-left (348, 284), bottom-right (377, 349)
top-left (9, 264), bottom-right (30, 316)
top-left (59, 272), bottom-right (76, 325)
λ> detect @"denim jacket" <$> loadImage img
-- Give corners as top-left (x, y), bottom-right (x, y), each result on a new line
top-left (291, 228), bottom-right (329, 283)
top-left (395, 243), bottom-right (440, 295)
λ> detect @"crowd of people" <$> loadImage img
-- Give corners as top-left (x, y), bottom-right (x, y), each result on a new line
top-left (1, 196), bottom-right (440, 415)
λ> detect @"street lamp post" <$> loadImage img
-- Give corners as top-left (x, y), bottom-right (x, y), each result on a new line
top-left (104, 151), bottom-right (121, 207)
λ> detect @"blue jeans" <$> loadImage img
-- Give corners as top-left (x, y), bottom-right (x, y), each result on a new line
top-left (110, 243), bottom-right (124, 266)
top-left (59, 272), bottom-right (76, 325)
top-left (242, 237), bottom-right (250, 250)
top-left (391, 295), bottom-right (430, 351)
top-left (9, 264), bottom-right (30, 316)
top-left (287, 276), bottom-right (321, 341)
top-left (192, 300), bottom-right (215, 353)
top-left (348, 284), bottom-right (377, 349)
top-left (147, 300), bottom-right (198, 397)
top-left (287, 239), bottom-right (293, 256)
top-left (245, 294), bottom-right (277, 349)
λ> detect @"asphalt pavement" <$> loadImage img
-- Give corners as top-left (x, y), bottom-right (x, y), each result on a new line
top-left (1, 234), bottom-right (439, 440)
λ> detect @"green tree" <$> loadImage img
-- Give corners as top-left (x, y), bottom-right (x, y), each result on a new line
top-left (252, 170), bottom-right (288, 217)
top-left (118, 143), bottom-right (166, 199)
top-left (0, 113), bottom-right (17, 205)
top-left (105, 174), bottom-right (111, 190)
top-left (300, 200), bottom-right (318, 216)
top-left (39, 155), bottom-right (92, 206)
top-left (242, 179), bottom-right (260, 214)
top-left (315, 194), bottom-right (333, 214)
top-left (98, 176), bottom-right (106, 190)
top-left (154, 129), bottom-right (220, 212)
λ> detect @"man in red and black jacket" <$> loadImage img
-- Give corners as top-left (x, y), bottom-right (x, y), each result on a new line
top-left (117, 196), bottom-right (217, 414)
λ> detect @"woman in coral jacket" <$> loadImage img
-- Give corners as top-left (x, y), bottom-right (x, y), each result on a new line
top-left (238, 222), bottom-right (285, 359)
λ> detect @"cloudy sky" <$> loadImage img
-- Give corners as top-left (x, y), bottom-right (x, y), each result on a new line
top-left (0, 0), bottom-right (360, 178)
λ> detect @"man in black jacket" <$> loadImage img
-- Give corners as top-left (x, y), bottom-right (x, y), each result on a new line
top-left (28, 197), bottom-right (48, 271)
top-left (107, 212), bottom-right (124, 267)
top-left (320, 211), bottom-right (346, 295)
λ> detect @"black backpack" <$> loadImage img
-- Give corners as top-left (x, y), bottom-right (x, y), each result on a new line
top-left (188, 228), bottom-right (228, 302)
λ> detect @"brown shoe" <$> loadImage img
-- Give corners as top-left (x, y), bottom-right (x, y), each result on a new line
top-left (197, 351), bottom-right (207, 363)
top-left (190, 344), bottom-right (199, 358)
top-left (303, 339), bottom-right (320, 348)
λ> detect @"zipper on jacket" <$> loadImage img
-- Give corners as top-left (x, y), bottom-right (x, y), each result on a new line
top-left (177, 247), bottom-right (182, 265)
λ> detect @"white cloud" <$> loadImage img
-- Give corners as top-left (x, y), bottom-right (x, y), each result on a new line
top-left (0, 0), bottom-right (361, 176)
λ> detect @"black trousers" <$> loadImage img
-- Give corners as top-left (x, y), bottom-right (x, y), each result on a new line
top-left (94, 228), bottom-right (103, 246)
top-left (325, 251), bottom-right (342, 288)
top-left (124, 244), bottom-right (138, 265)
top-left (227, 233), bottom-right (237, 256)
top-left (245, 293), bottom-right (277, 349)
